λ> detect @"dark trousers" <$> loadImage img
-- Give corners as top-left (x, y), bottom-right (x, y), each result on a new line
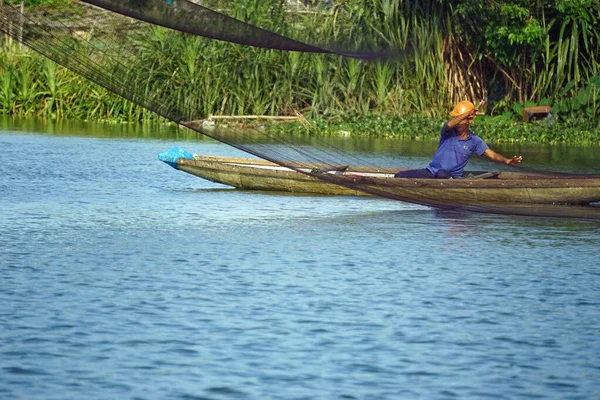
top-left (394, 168), bottom-right (452, 179)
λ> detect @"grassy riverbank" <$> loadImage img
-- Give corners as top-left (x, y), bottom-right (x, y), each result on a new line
top-left (1, 0), bottom-right (599, 144)
top-left (1, 43), bottom-right (598, 144)
top-left (271, 114), bottom-right (600, 145)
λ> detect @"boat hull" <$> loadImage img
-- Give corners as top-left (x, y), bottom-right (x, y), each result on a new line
top-left (178, 156), bottom-right (371, 196)
top-left (174, 156), bottom-right (600, 205)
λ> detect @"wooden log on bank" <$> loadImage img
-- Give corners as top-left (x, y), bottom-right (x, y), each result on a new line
top-left (523, 106), bottom-right (552, 121)
top-left (180, 113), bottom-right (309, 130)
top-left (207, 115), bottom-right (301, 121)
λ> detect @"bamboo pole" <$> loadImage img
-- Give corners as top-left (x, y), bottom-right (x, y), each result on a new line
top-left (0, 0), bottom-right (6, 46)
top-left (4, 0), bottom-right (14, 48)
top-left (19, 2), bottom-right (24, 49)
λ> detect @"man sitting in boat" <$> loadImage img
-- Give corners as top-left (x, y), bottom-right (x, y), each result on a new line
top-left (395, 100), bottom-right (522, 179)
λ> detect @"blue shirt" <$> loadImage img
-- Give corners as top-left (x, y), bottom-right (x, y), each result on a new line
top-left (427, 124), bottom-right (488, 178)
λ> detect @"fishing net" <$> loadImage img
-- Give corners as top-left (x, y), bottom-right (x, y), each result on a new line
top-left (81, 0), bottom-right (386, 58)
top-left (1, 1), bottom-right (599, 219)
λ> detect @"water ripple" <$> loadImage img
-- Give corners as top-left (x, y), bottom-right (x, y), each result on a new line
top-left (1, 131), bottom-right (600, 399)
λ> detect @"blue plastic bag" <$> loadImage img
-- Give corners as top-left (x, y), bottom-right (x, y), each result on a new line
top-left (158, 147), bottom-right (194, 169)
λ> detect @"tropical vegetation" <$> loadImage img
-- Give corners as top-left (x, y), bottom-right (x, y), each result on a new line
top-left (0, 0), bottom-right (598, 143)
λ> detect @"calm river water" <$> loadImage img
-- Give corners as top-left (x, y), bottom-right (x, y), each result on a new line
top-left (1, 119), bottom-right (599, 399)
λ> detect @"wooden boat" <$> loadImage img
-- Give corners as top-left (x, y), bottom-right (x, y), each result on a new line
top-left (162, 153), bottom-right (600, 206)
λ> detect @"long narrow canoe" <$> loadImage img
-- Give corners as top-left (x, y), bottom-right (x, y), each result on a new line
top-left (159, 150), bottom-right (600, 206)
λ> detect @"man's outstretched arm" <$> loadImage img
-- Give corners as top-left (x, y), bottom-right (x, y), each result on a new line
top-left (484, 148), bottom-right (523, 165)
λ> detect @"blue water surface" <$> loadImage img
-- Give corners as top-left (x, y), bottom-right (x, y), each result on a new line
top-left (1, 125), bottom-right (599, 400)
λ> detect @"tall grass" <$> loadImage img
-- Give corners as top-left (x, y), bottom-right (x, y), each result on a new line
top-left (0, 0), bottom-right (598, 127)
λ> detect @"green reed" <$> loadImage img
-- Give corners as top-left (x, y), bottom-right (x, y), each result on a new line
top-left (0, 0), bottom-right (598, 131)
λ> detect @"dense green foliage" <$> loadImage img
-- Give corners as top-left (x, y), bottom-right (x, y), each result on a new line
top-left (0, 48), bottom-right (159, 121)
top-left (447, 0), bottom-right (599, 109)
top-left (268, 114), bottom-right (600, 145)
top-left (0, 0), bottom-right (598, 142)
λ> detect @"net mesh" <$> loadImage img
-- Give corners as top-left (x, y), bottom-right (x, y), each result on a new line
top-left (1, 1), bottom-right (600, 219)
top-left (82, 0), bottom-right (381, 57)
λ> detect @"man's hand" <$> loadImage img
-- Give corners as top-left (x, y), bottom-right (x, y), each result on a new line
top-left (484, 149), bottom-right (523, 165)
top-left (505, 156), bottom-right (523, 165)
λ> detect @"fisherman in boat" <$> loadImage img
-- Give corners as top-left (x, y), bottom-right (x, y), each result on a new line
top-left (395, 100), bottom-right (522, 179)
